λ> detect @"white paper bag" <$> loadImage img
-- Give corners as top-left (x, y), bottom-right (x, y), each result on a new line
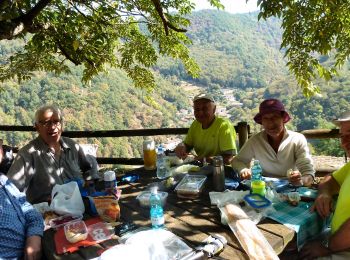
top-left (50, 182), bottom-right (85, 216)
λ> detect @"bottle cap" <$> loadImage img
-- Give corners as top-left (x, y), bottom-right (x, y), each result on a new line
top-left (143, 139), bottom-right (155, 150)
top-left (212, 156), bottom-right (223, 166)
top-left (104, 171), bottom-right (116, 181)
top-left (150, 186), bottom-right (158, 194)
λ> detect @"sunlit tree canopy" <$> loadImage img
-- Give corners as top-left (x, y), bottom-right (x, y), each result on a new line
top-left (0, 0), bottom-right (224, 88)
top-left (1, 0), bottom-right (350, 96)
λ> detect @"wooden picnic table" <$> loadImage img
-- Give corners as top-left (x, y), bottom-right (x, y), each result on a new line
top-left (42, 167), bottom-right (296, 259)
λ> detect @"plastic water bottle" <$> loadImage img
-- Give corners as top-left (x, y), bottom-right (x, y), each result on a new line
top-left (156, 144), bottom-right (167, 179)
top-left (251, 159), bottom-right (262, 181)
top-left (104, 170), bottom-right (117, 194)
top-left (149, 187), bottom-right (165, 229)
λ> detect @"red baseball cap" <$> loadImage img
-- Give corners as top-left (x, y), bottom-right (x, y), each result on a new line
top-left (254, 99), bottom-right (291, 124)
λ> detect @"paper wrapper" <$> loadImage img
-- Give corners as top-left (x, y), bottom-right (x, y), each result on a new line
top-left (220, 203), bottom-right (279, 260)
top-left (92, 196), bottom-right (120, 222)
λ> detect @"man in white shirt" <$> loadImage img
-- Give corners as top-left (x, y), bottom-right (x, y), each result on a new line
top-left (231, 99), bottom-right (314, 186)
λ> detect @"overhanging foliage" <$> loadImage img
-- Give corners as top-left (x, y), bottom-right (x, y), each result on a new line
top-left (1, 0), bottom-right (350, 96)
top-left (0, 0), bottom-right (222, 89)
top-left (257, 0), bottom-right (350, 97)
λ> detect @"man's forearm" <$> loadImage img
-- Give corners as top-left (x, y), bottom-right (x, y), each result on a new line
top-left (222, 154), bottom-right (234, 165)
top-left (183, 143), bottom-right (193, 153)
top-left (318, 175), bottom-right (340, 196)
top-left (329, 218), bottom-right (350, 252)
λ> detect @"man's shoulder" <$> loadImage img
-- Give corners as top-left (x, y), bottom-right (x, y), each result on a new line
top-left (214, 117), bottom-right (234, 128)
top-left (60, 136), bottom-right (81, 151)
top-left (17, 137), bottom-right (41, 154)
top-left (249, 131), bottom-right (265, 140)
top-left (61, 136), bottom-right (78, 145)
top-left (334, 161), bottom-right (350, 176)
top-left (286, 130), bottom-right (307, 140)
top-left (215, 116), bottom-right (231, 124)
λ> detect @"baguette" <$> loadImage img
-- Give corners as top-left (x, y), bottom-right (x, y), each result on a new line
top-left (224, 203), bottom-right (248, 222)
top-left (235, 219), bottom-right (278, 260)
top-left (223, 204), bottom-right (279, 260)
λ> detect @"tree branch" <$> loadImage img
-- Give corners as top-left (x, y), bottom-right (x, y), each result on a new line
top-left (56, 40), bottom-right (80, 66)
top-left (0, 0), bottom-right (51, 39)
top-left (150, 0), bottom-right (187, 35)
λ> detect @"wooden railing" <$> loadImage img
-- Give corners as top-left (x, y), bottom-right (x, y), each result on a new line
top-left (300, 129), bottom-right (340, 139)
top-left (0, 122), bottom-right (250, 165)
top-left (0, 124), bottom-right (341, 166)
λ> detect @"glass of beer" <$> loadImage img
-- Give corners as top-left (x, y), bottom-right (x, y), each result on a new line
top-left (143, 139), bottom-right (156, 170)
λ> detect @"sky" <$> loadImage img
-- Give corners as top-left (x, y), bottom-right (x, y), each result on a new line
top-left (193, 0), bottom-right (259, 14)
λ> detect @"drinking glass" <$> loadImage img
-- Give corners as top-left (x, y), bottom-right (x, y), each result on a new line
top-left (143, 139), bottom-right (156, 170)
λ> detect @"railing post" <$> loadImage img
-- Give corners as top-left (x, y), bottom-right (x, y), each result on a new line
top-left (236, 121), bottom-right (249, 149)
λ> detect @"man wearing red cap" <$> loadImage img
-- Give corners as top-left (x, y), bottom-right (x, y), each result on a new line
top-left (231, 99), bottom-right (314, 186)
top-left (175, 93), bottom-right (237, 165)
top-left (300, 111), bottom-right (350, 259)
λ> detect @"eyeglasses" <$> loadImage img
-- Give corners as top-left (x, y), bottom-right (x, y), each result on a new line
top-left (38, 120), bottom-right (62, 127)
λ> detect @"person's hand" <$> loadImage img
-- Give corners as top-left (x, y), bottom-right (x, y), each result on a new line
top-left (193, 155), bottom-right (203, 163)
top-left (240, 168), bottom-right (251, 180)
top-left (175, 143), bottom-right (188, 160)
top-left (299, 240), bottom-right (331, 259)
top-left (288, 171), bottom-right (303, 186)
top-left (25, 235), bottom-right (42, 260)
top-left (311, 192), bottom-right (333, 219)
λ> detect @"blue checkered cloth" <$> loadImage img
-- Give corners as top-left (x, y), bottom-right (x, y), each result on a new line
top-left (267, 200), bottom-right (329, 249)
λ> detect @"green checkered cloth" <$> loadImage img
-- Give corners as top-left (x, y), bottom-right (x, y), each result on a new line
top-left (267, 201), bottom-right (329, 249)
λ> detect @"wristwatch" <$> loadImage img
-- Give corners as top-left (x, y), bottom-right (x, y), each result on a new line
top-left (321, 238), bottom-right (332, 253)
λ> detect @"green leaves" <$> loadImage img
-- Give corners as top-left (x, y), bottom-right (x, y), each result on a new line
top-left (258, 0), bottom-right (350, 96)
top-left (0, 0), bottom-right (219, 90)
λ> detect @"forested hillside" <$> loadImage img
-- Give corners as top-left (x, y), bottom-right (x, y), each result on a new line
top-left (157, 11), bottom-right (350, 156)
top-left (0, 10), bottom-right (348, 157)
top-left (0, 67), bottom-right (191, 157)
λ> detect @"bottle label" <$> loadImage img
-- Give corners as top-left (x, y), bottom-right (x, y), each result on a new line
top-left (151, 215), bottom-right (164, 226)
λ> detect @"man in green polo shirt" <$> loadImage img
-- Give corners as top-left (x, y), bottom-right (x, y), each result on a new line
top-left (175, 93), bottom-right (237, 165)
top-left (300, 111), bottom-right (350, 259)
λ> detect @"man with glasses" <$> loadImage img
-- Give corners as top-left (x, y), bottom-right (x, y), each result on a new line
top-left (175, 93), bottom-right (237, 165)
top-left (7, 105), bottom-right (99, 204)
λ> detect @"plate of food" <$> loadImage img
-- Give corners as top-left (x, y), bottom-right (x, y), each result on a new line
top-left (170, 164), bottom-right (197, 175)
top-left (147, 174), bottom-right (183, 191)
top-left (175, 174), bottom-right (207, 198)
top-left (170, 164), bottom-right (213, 176)
top-left (64, 220), bottom-right (88, 243)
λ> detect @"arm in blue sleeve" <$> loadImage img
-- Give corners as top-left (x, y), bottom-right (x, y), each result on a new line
top-left (6, 179), bottom-right (44, 238)
top-left (21, 198), bottom-right (44, 238)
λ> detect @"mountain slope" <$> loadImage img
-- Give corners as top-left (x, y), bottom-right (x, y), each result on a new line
top-left (0, 10), bottom-right (348, 157)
